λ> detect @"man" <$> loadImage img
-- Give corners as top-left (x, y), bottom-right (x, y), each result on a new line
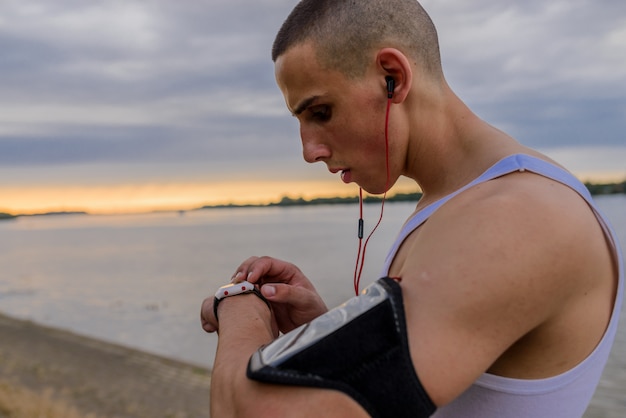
top-left (201, 1), bottom-right (624, 417)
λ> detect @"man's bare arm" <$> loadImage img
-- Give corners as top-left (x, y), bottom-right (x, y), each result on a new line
top-left (207, 293), bottom-right (369, 418)
top-left (391, 174), bottom-right (615, 406)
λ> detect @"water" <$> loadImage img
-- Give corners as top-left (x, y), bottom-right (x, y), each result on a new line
top-left (0, 195), bottom-right (625, 369)
top-left (0, 201), bottom-right (413, 368)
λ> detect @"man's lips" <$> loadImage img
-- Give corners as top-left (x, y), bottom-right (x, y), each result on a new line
top-left (340, 169), bottom-right (351, 183)
top-left (329, 167), bottom-right (351, 183)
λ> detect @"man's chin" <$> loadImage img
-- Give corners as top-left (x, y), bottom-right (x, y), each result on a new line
top-left (357, 184), bottom-right (389, 196)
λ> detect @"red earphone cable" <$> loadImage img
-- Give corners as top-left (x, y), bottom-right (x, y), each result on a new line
top-left (353, 96), bottom-right (393, 295)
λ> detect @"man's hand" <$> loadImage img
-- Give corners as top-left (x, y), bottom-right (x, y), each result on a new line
top-left (233, 256), bottom-right (329, 333)
top-left (200, 295), bottom-right (219, 333)
top-left (200, 289), bottom-right (279, 336)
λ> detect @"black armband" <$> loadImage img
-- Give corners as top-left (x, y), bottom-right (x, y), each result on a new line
top-left (247, 277), bottom-right (436, 418)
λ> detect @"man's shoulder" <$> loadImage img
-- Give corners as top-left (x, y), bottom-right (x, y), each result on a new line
top-left (433, 168), bottom-right (589, 231)
top-left (397, 168), bottom-right (602, 303)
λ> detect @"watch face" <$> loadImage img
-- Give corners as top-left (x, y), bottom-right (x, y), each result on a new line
top-left (215, 281), bottom-right (255, 299)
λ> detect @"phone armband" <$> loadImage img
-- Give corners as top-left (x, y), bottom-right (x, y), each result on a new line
top-left (247, 277), bottom-right (436, 418)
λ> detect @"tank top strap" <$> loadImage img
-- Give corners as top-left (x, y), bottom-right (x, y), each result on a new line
top-left (382, 154), bottom-right (594, 275)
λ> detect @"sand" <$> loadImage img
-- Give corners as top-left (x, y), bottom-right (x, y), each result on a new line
top-left (0, 312), bottom-right (211, 418)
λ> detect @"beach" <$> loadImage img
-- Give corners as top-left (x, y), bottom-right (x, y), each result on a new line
top-left (1, 310), bottom-right (625, 418)
top-left (0, 312), bottom-right (211, 418)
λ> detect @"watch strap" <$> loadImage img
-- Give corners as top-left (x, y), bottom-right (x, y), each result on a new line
top-left (213, 285), bottom-right (271, 322)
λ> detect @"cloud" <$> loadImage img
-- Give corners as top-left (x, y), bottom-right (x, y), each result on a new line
top-left (0, 0), bottom-right (624, 200)
top-left (0, 0), bottom-right (298, 172)
top-left (424, 0), bottom-right (626, 148)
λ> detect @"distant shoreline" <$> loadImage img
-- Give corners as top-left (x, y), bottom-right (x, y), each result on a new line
top-left (2, 180), bottom-right (624, 220)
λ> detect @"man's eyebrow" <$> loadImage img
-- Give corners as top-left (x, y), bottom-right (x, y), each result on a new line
top-left (292, 96), bottom-right (320, 116)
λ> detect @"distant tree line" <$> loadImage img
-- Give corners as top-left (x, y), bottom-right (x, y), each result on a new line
top-left (205, 179), bottom-right (626, 210)
top-left (584, 180), bottom-right (626, 195)
top-left (0, 211), bottom-right (87, 221)
top-left (266, 192), bottom-right (423, 207)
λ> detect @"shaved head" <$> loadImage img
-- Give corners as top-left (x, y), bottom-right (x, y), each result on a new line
top-left (272, 0), bottom-right (442, 80)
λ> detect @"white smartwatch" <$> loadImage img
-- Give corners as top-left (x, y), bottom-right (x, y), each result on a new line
top-left (213, 281), bottom-right (271, 321)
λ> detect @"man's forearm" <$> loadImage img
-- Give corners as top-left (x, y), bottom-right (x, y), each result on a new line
top-left (210, 294), bottom-right (275, 417)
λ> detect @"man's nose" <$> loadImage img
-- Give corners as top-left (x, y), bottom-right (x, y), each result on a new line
top-left (301, 128), bottom-right (331, 163)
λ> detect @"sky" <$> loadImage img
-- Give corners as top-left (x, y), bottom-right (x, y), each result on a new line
top-left (0, 0), bottom-right (625, 215)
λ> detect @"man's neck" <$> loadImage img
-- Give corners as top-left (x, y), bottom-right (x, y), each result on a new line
top-left (404, 87), bottom-right (522, 205)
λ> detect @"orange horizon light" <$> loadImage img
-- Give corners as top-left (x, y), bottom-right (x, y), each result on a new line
top-left (1, 170), bottom-right (623, 216)
top-left (0, 178), bottom-right (419, 216)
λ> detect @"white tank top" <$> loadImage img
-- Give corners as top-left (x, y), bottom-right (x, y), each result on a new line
top-left (381, 154), bottom-right (624, 418)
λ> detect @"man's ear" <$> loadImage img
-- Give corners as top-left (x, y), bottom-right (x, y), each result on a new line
top-left (376, 48), bottom-right (412, 103)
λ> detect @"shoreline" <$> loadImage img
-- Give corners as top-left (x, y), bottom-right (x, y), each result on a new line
top-left (1, 307), bottom-right (624, 417)
top-left (2, 185), bottom-right (624, 219)
top-left (0, 312), bottom-right (211, 418)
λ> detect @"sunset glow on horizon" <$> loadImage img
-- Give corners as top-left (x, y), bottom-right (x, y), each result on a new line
top-left (2, 170), bottom-right (623, 216)
top-left (0, 178), bottom-right (421, 216)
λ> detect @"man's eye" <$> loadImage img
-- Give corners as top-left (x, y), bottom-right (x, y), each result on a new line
top-left (309, 105), bottom-right (331, 122)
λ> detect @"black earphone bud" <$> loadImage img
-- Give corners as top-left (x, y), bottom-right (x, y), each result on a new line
top-left (385, 76), bottom-right (395, 99)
